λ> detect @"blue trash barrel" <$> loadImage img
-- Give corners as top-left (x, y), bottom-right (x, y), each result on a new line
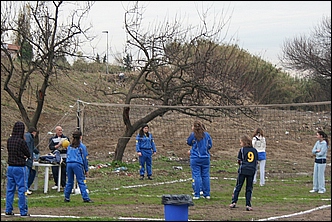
top-left (162, 194), bottom-right (194, 221)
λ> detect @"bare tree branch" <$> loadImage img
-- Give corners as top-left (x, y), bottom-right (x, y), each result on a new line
top-left (107, 2), bottom-right (270, 161)
top-left (1, 1), bottom-right (94, 133)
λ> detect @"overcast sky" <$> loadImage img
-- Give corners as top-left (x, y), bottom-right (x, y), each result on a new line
top-left (5, 1), bottom-right (329, 67)
top-left (83, 1), bottom-right (330, 68)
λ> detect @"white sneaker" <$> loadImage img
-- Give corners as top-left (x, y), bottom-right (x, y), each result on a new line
top-left (193, 197), bottom-right (200, 200)
top-left (309, 189), bottom-right (317, 193)
top-left (26, 190), bottom-right (32, 195)
top-left (51, 185), bottom-right (58, 190)
top-left (318, 190), bottom-right (325, 194)
top-left (204, 196), bottom-right (210, 199)
top-left (192, 191), bottom-right (204, 195)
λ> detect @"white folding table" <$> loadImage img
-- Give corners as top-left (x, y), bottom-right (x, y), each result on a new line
top-left (32, 161), bottom-right (61, 193)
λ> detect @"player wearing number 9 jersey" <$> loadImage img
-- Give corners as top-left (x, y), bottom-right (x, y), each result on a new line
top-left (229, 134), bottom-right (258, 211)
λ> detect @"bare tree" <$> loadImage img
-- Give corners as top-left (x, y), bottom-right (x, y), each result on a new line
top-left (96, 2), bottom-right (269, 161)
top-left (280, 16), bottom-right (331, 100)
top-left (1, 1), bottom-right (94, 133)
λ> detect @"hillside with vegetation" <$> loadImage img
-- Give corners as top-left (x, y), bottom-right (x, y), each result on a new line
top-left (1, 66), bottom-right (330, 158)
top-left (1, 69), bottom-right (124, 150)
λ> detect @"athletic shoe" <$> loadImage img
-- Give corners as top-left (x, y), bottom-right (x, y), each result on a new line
top-left (5, 212), bottom-right (14, 216)
top-left (64, 198), bottom-right (70, 202)
top-left (26, 190), bottom-right (32, 195)
top-left (229, 203), bottom-right (236, 208)
top-left (20, 214), bottom-right (30, 217)
top-left (192, 191), bottom-right (204, 195)
top-left (148, 177), bottom-right (153, 180)
top-left (246, 206), bottom-right (253, 211)
top-left (51, 185), bottom-right (58, 190)
top-left (204, 196), bottom-right (211, 199)
top-left (139, 176), bottom-right (144, 180)
top-left (318, 190), bottom-right (325, 194)
top-left (193, 197), bottom-right (200, 200)
top-left (83, 199), bottom-right (94, 203)
top-left (309, 189), bottom-right (317, 193)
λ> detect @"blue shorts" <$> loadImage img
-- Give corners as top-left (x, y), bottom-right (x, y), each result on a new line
top-left (258, 152), bottom-right (266, 161)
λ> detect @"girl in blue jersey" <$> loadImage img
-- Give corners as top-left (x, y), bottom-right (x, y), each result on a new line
top-left (229, 134), bottom-right (258, 211)
top-left (64, 130), bottom-right (93, 203)
top-left (309, 130), bottom-right (329, 194)
top-left (136, 124), bottom-right (157, 180)
top-left (187, 120), bottom-right (213, 200)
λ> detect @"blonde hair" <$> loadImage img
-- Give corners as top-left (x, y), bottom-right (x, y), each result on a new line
top-left (240, 134), bottom-right (252, 147)
top-left (193, 120), bottom-right (205, 140)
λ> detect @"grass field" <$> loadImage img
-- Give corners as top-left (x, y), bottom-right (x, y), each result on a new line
top-left (1, 150), bottom-right (331, 221)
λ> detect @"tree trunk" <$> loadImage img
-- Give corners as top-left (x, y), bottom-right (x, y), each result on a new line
top-left (114, 134), bottom-right (132, 161)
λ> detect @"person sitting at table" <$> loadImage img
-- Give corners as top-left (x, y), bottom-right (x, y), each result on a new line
top-left (49, 125), bottom-right (70, 190)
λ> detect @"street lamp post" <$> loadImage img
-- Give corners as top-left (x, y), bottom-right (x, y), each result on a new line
top-left (102, 30), bottom-right (109, 74)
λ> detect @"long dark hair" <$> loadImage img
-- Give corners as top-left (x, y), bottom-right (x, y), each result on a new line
top-left (138, 124), bottom-right (149, 137)
top-left (193, 120), bottom-right (205, 141)
top-left (318, 130), bottom-right (329, 146)
top-left (71, 130), bottom-right (82, 148)
top-left (253, 128), bottom-right (264, 137)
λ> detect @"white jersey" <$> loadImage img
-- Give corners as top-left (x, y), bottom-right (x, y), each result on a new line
top-left (252, 135), bottom-right (266, 153)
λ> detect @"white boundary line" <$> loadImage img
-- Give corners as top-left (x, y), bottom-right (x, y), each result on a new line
top-left (256, 204), bottom-right (331, 221)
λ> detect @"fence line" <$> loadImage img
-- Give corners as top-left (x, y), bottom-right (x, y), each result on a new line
top-left (74, 101), bottom-right (331, 152)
